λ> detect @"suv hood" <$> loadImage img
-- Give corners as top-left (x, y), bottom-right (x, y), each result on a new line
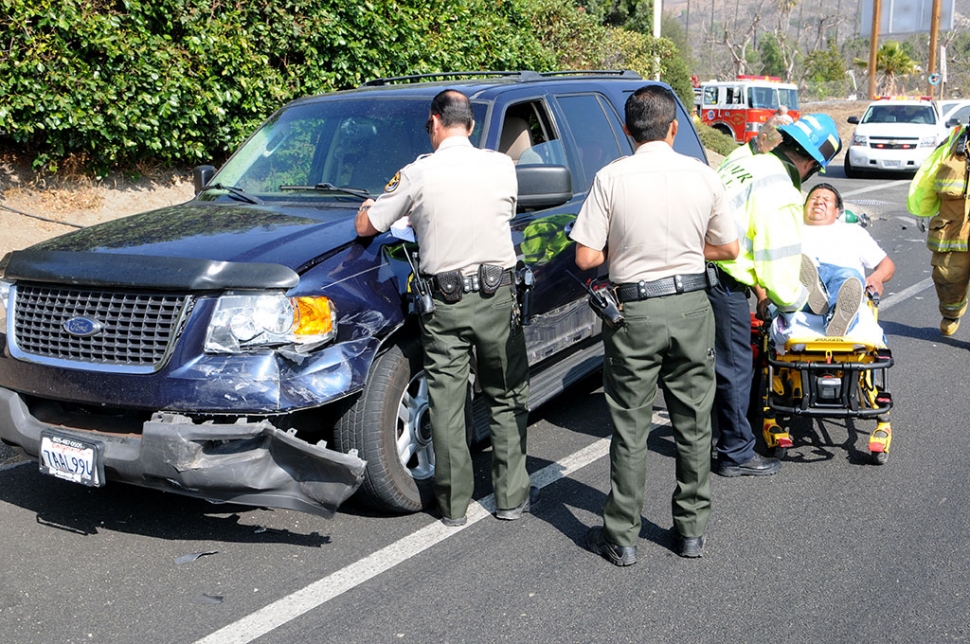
top-left (24, 201), bottom-right (361, 270)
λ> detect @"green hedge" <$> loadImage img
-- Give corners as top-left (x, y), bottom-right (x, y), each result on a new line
top-left (0, 0), bottom-right (690, 172)
top-left (696, 123), bottom-right (739, 157)
top-left (0, 0), bottom-right (553, 171)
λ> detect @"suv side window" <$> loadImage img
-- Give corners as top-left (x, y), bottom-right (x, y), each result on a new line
top-left (498, 101), bottom-right (565, 167)
top-left (555, 94), bottom-right (625, 192)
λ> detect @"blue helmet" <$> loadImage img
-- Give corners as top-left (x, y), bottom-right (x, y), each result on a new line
top-left (778, 113), bottom-right (842, 168)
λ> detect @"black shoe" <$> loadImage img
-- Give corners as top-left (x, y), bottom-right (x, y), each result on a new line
top-left (496, 485), bottom-right (540, 520)
top-left (716, 453), bottom-right (781, 477)
top-left (678, 535), bottom-right (705, 558)
top-left (441, 515), bottom-right (467, 527)
top-left (586, 526), bottom-right (637, 567)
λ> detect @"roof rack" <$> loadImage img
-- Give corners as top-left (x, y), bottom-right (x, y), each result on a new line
top-left (534, 70), bottom-right (642, 79)
top-left (360, 69), bottom-right (641, 87)
top-left (361, 71), bottom-right (537, 87)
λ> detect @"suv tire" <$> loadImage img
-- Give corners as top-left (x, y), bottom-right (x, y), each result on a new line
top-left (844, 154), bottom-right (861, 178)
top-left (335, 338), bottom-right (436, 512)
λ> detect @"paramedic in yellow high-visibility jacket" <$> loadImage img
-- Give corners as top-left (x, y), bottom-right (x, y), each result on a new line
top-left (907, 124), bottom-right (970, 336)
top-left (709, 114), bottom-right (842, 478)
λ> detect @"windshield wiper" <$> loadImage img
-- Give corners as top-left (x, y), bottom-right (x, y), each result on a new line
top-left (278, 183), bottom-right (371, 199)
top-left (200, 183), bottom-right (263, 205)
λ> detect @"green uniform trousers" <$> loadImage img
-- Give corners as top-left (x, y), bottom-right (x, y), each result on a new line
top-left (601, 290), bottom-right (715, 547)
top-left (419, 285), bottom-right (530, 519)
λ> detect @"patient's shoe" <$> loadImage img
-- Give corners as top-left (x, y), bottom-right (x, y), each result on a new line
top-left (941, 317), bottom-right (961, 336)
top-left (826, 277), bottom-right (864, 337)
top-left (800, 255), bottom-right (829, 315)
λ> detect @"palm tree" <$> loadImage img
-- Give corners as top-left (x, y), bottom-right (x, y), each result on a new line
top-left (853, 41), bottom-right (919, 95)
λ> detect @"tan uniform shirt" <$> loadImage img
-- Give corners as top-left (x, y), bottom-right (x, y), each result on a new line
top-left (569, 141), bottom-right (735, 284)
top-left (366, 136), bottom-right (518, 275)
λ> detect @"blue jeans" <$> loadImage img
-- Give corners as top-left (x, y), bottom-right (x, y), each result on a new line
top-left (818, 263), bottom-right (864, 308)
top-left (816, 262), bottom-right (865, 331)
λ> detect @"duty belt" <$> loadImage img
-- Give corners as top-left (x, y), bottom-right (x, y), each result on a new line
top-left (615, 272), bottom-right (711, 302)
top-left (428, 266), bottom-right (514, 302)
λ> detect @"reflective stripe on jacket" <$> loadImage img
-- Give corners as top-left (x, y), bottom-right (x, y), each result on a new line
top-left (908, 125), bottom-right (966, 218)
top-left (715, 151), bottom-right (808, 312)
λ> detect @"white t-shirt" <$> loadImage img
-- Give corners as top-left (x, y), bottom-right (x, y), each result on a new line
top-left (801, 221), bottom-right (887, 274)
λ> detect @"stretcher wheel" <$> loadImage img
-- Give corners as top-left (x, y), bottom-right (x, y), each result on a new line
top-left (771, 446), bottom-right (788, 460)
top-left (868, 423), bottom-right (891, 465)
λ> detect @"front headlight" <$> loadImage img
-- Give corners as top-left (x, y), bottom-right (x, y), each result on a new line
top-left (851, 133), bottom-right (868, 146)
top-left (204, 293), bottom-right (337, 354)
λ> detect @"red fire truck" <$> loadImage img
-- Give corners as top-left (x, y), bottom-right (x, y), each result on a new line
top-left (699, 75), bottom-right (800, 144)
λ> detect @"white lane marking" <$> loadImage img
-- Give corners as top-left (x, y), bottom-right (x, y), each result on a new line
top-left (194, 413), bottom-right (667, 644)
top-left (841, 180), bottom-right (910, 198)
top-left (878, 277), bottom-right (934, 312)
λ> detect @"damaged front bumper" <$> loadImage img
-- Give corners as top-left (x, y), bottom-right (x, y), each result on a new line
top-left (0, 387), bottom-right (366, 518)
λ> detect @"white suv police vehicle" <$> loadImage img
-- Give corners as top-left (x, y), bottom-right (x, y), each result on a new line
top-left (844, 97), bottom-right (948, 178)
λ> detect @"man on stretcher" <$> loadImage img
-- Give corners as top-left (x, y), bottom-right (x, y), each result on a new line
top-left (763, 183), bottom-right (896, 350)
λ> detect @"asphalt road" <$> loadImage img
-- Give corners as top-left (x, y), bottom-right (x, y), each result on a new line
top-left (2, 172), bottom-right (969, 644)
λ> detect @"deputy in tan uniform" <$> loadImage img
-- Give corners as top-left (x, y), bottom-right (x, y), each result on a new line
top-left (355, 89), bottom-right (535, 526)
top-left (570, 85), bottom-right (739, 565)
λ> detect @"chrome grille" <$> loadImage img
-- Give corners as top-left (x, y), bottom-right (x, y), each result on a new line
top-left (12, 284), bottom-right (191, 371)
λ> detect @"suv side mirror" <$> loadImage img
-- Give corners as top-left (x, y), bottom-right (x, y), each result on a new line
top-left (193, 165), bottom-right (216, 194)
top-left (516, 165), bottom-right (573, 211)
top-left (847, 116), bottom-right (860, 124)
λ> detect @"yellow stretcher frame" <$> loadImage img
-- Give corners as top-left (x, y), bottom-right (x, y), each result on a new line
top-left (756, 319), bottom-right (894, 465)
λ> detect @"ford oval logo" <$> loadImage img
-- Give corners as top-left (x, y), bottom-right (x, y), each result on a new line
top-left (64, 317), bottom-right (104, 337)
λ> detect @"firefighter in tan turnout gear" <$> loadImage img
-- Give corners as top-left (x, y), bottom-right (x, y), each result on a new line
top-left (908, 123), bottom-right (970, 336)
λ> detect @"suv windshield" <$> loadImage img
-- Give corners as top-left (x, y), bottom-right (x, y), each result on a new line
top-left (862, 104), bottom-right (936, 125)
top-left (214, 97), bottom-right (486, 198)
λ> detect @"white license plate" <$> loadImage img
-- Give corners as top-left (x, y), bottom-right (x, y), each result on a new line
top-left (39, 431), bottom-right (105, 487)
top-left (884, 160), bottom-right (901, 168)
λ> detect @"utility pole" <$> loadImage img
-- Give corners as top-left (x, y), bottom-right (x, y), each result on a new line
top-left (654, 0), bottom-right (663, 80)
top-left (867, 0), bottom-right (881, 99)
top-left (927, 0), bottom-right (942, 98)
top-left (710, 0), bottom-right (715, 74)
top-left (686, 0), bottom-right (690, 49)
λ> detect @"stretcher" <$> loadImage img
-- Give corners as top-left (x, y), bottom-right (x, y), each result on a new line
top-left (751, 297), bottom-right (894, 465)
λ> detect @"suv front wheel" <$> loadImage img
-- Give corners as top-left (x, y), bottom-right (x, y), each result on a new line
top-left (335, 338), bottom-right (436, 512)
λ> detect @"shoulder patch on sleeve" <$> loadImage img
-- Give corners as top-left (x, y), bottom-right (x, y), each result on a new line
top-left (384, 172), bottom-right (401, 193)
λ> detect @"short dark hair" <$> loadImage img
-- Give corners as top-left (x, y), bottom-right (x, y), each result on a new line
top-left (430, 89), bottom-right (473, 130)
top-left (624, 85), bottom-right (677, 143)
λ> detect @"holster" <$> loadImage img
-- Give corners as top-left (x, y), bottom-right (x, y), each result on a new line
top-left (705, 263), bottom-right (720, 289)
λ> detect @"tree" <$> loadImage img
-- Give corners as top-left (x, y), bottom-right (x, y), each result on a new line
top-left (759, 34), bottom-right (786, 77)
top-left (803, 41), bottom-right (847, 99)
top-left (853, 41), bottom-right (919, 96)
top-left (722, 14), bottom-right (762, 77)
